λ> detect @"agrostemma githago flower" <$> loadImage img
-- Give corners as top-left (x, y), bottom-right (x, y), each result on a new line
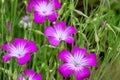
top-left (44, 21), bottom-right (77, 46)
top-left (57, 46), bottom-right (97, 80)
top-left (0, 38), bottom-right (37, 65)
top-left (27, 0), bottom-right (62, 24)
top-left (18, 69), bottom-right (42, 80)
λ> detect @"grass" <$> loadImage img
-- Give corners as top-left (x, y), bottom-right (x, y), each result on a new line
top-left (0, 0), bottom-right (120, 80)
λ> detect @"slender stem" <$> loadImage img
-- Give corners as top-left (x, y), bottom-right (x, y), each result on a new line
top-left (1, 0), bottom-right (4, 43)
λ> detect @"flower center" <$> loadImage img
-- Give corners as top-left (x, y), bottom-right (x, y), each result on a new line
top-left (73, 60), bottom-right (80, 68)
top-left (58, 36), bottom-right (62, 40)
top-left (35, 1), bottom-right (54, 16)
top-left (74, 63), bottom-right (80, 67)
top-left (42, 11), bottom-right (46, 14)
top-left (16, 50), bottom-right (25, 58)
top-left (18, 54), bottom-right (22, 57)
top-left (56, 32), bottom-right (64, 40)
top-left (14, 45), bottom-right (27, 58)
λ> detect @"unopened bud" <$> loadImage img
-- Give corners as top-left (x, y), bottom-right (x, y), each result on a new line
top-left (7, 21), bottom-right (11, 33)
top-left (102, 20), bottom-right (107, 28)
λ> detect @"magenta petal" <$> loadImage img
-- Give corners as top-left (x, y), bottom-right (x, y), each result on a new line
top-left (59, 64), bottom-right (74, 77)
top-left (2, 54), bottom-right (12, 62)
top-left (64, 36), bottom-right (74, 44)
top-left (84, 53), bottom-right (97, 67)
top-left (75, 67), bottom-right (90, 80)
top-left (57, 50), bottom-right (72, 62)
top-left (34, 12), bottom-right (46, 24)
top-left (14, 38), bottom-right (27, 46)
top-left (64, 26), bottom-right (77, 35)
top-left (32, 74), bottom-right (42, 80)
top-left (25, 69), bottom-right (36, 77)
top-left (50, 0), bottom-right (62, 9)
top-left (0, 44), bottom-right (8, 50)
top-left (36, 0), bottom-right (47, 2)
top-left (73, 46), bottom-right (87, 56)
top-left (54, 21), bottom-right (66, 31)
top-left (17, 53), bottom-right (31, 65)
top-left (48, 12), bottom-right (58, 22)
top-left (27, 0), bottom-right (35, 12)
top-left (48, 36), bottom-right (60, 46)
top-left (0, 43), bottom-right (12, 50)
top-left (18, 74), bottom-right (24, 80)
top-left (44, 26), bottom-right (55, 36)
top-left (25, 41), bottom-right (37, 53)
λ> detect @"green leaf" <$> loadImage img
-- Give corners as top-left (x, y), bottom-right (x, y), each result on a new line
top-left (74, 9), bottom-right (88, 18)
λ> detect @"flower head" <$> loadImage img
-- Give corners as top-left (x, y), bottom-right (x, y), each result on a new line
top-left (57, 46), bottom-right (97, 80)
top-left (44, 21), bottom-right (77, 46)
top-left (27, 0), bottom-right (62, 24)
top-left (18, 69), bottom-right (42, 80)
top-left (19, 16), bottom-right (32, 29)
top-left (0, 38), bottom-right (37, 65)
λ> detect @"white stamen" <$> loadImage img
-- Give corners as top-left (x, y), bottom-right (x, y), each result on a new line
top-left (66, 53), bottom-right (87, 71)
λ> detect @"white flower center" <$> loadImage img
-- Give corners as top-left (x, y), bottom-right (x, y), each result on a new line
top-left (10, 43), bottom-right (27, 58)
top-left (74, 60), bottom-right (81, 67)
top-left (54, 26), bottom-right (67, 41)
top-left (35, 1), bottom-right (54, 16)
top-left (66, 53), bottom-right (87, 71)
top-left (56, 31), bottom-right (64, 40)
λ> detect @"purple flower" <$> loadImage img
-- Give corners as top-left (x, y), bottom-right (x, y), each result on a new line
top-left (57, 46), bottom-right (97, 80)
top-left (27, 0), bottom-right (62, 24)
top-left (18, 69), bottom-right (42, 80)
top-left (44, 21), bottom-right (77, 46)
top-left (0, 38), bottom-right (37, 65)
